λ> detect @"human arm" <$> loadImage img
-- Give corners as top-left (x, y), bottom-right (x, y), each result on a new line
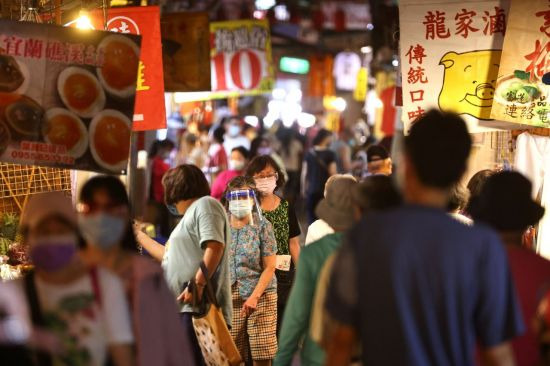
top-left (474, 232), bottom-right (524, 357)
top-left (178, 241), bottom-right (225, 304)
top-left (288, 202), bottom-right (302, 265)
top-left (109, 344), bottom-right (134, 366)
top-left (339, 144), bottom-right (352, 173)
top-left (135, 229), bottom-right (165, 262)
top-left (479, 343), bottom-right (516, 366)
top-left (101, 270), bottom-right (135, 366)
top-left (324, 323), bottom-right (357, 366)
top-left (242, 255), bottom-right (276, 317)
top-left (274, 251), bottom-right (314, 366)
top-left (289, 236), bottom-right (300, 266)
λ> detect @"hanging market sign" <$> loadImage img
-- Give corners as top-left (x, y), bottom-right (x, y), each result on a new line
top-left (89, 6), bottom-right (166, 131)
top-left (0, 19), bottom-right (141, 174)
top-left (161, 12), bottom-right (211, 92)
top-left (490, 0), bottom-right (550, 127)
top-left (399, 0), bottom-right (510, 132)
top-left (210, 19), bottom-right (274, 96)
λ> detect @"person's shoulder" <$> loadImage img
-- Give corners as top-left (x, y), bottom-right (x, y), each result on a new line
top-left (304, 232), bottom-right (343, 256)
top-left (197, 196), bottom-right (226, 213)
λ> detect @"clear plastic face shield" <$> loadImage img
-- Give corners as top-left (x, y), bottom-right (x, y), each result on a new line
top-left (226, 189), bottom-right (263, 227)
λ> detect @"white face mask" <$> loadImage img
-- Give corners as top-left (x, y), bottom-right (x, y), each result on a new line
top-left (228, 159), bottom-right (245, 171)
top-left (229, 200), bottom-right (253, 218)
top-left (255, 177), bottom-right (277, 194)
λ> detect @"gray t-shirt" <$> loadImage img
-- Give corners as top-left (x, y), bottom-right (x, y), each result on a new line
top-left (162, 196), bottom-right (232, 326)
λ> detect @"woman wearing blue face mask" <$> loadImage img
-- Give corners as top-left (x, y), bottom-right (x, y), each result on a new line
top-left (78, 176), bottom-right (196, 366)
top-left (13, 192), bottom-right (135, 366)
top-left (221, 176), bottom-right (278, 366)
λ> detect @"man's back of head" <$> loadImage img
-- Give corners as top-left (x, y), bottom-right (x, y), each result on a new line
top-left (405, 110), bottom-right (472, 190)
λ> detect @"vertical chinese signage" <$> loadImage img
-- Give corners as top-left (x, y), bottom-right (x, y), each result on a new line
top-left (210, 19), bottom-right (274, 96)
top-left (0, 19), bottom-right (141, 174)
top-left (90, 6), bottom-right (165, 131)
top-left (161, 12), bottom-right (211, 92)
top-left (399, 0), bottom-right (509, 132)
top-left (490, 0), bottom-right (550, 127)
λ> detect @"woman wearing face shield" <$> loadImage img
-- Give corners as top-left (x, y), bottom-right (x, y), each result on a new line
top-left (8, 192), bottom-right (134, 366)
top-left (78, 176), bottom-right (196, 366)
top-left (222, 176), bottom-right (278, 366)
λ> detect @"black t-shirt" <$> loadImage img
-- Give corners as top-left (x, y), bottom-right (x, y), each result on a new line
top-left (305, 148), bottom-right (336, 195)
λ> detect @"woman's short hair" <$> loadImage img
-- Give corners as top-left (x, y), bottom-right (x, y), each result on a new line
top-left (313, 129), bottom-right (333, 146)
top-left (245, 155), bottom-right (286, 190)
top-left (163, 164), bottom-right (210, 205)
top-left (231, 146), bottom-right (250, 160)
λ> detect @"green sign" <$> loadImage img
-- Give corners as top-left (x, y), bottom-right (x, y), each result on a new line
top-left (279, 57), bottom-right (310, 74)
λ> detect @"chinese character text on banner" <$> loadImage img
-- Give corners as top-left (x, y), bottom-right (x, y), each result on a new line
top-left (399, 0), bottom-right (509, 132)
top-left (491, 0), bottom-right (550, 127)
top-left (0, 19), bottom-right (141, 174)
top-left (92, 6), bottom-right (165, 131)
top-left (210, 19), bottom-right (274, 96)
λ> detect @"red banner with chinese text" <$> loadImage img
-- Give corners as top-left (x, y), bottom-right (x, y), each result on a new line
top-left (91, 6), bottom-right (166, 131)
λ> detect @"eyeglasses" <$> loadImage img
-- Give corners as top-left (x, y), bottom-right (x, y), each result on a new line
top-left (253, 172), bottom-right (278, 180)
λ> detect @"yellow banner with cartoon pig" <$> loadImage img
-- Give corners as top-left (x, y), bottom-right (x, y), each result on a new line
top-left (490, 0), bottom-right (550, 127)
top-left (399, 0), bottom-right (510, 133)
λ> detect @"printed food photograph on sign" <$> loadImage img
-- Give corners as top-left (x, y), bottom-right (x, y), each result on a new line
top-left (490, 0), bottom-right (550, 127)
top-left (0, 19), bottom-right (141, 174)
top-left (399, 0), bottom-right (510, 132)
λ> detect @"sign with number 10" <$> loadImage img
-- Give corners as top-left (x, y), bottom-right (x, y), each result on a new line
top-left (210, 20), bottom-right (274, 96)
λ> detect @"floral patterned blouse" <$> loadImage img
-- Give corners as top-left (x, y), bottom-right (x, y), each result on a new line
top-left (230, 216), bottom-right (278, 299)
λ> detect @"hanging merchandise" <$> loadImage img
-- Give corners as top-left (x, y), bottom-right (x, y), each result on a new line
top-left (399, 0), bottom-right (510, 133)
top-left (308, 54), bottom-right (334, 97)
top-left (514, 131), bottom-right (550, 258)
top-left (333, 51), bottom-right (362, 91)
top-left (353, 67), bottom-right (368, 101)
top-left (379, 86), bottom-right (396, 137)
top-left (0, 19), bottom-right (141, 174)
top-left (490, 0), bottom-right (550, 127)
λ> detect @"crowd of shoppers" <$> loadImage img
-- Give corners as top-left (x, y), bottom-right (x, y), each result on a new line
top-left (2, 111), bottom-right (550, 366)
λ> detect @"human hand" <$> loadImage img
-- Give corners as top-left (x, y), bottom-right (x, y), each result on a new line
top-left (241, 296), bottom-right (258, 317)
top-left (177, 284), bottom-right (204, 304)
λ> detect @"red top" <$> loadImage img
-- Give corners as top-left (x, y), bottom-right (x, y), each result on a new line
top-left (208, 144), bottom-right (228, 171)
top-left (211, 170), bottom-right (241, 200)
top-left (507, 245), bottom-right (550, 366)
top-left (151, 156), bottom-right (170, 203)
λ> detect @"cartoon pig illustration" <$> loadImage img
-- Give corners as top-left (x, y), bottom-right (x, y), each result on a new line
top-left (438, 50), bottom-right (501, 120)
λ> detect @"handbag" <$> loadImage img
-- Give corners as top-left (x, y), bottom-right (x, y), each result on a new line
top-left (191, 262), bottom-right (242, 366)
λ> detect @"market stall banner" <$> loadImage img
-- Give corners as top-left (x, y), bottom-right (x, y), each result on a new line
top-left (90, 6), bottom-right (166, 131)
top-left (210, 19), bottom-right (274, 96)
top-left (399, 0), bottom-right (510, 132)
top-left (490, 0), bottom-right (550, 127)
top-left (0, 19), bottom-right (141, 175)
top-left (161, 12), bottom-right (211, 92)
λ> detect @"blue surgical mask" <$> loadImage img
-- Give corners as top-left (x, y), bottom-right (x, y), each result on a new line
top-left (78, 213), bottom-right (127, 250)
top-left (228, 125), bottom-right (241, 137)
top-left (167, 204), bottom-right (182, 217)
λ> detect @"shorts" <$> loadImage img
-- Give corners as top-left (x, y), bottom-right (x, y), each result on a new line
top-left (230, 285), bottom-right (278, 361)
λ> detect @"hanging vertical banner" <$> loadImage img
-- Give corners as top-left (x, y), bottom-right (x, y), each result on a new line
top-left (210, 19), bottom-right (274, 96)
top-left (490, 0), bottom-right (550, 127)
top-left (90, 6), bottom-right (165, 131)
top-left (399, 0), bottom-right (510, 132)
top-left (161, 12), bottom-right (211, 92)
